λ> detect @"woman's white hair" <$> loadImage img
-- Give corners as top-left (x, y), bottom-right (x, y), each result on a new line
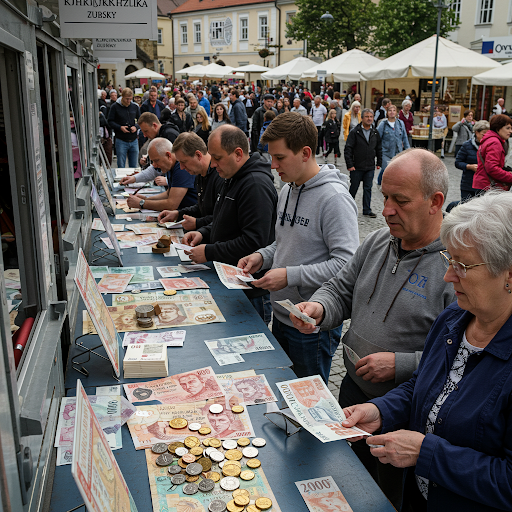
top-left (441, 190), bottom-right (512, 276)
top-left (402, 99), bottom-right (412, 108)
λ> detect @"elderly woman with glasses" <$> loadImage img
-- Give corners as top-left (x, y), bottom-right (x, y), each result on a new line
top-left (341, 191), bottom-right (512, 512)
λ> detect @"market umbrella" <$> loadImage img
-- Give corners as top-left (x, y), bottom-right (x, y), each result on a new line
top-left (124, 67), bottom-right (165, 80)
top-left (230, 64), bottom-right (270, 84)
top-left (472, 61), bottom-right (510, 85)
top-left (360, 35), bottom-right (500, 80)
top-left (261, 57), bottom-right (319, 81)
top-left (198, 63), bottom-right (235, 78)
top-left (301, 49), bottom-right (381, 82)
top-left (175, 64), bottom-right (207, 76)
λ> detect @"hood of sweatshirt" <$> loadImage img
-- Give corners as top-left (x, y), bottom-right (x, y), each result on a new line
top-left (228, 152), bottom-right (275, 186)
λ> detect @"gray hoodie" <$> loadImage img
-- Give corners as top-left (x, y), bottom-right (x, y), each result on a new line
top-left (258, 165), bottom-right (359, 326)
top-left (310, 227), bottom-right (456, 398)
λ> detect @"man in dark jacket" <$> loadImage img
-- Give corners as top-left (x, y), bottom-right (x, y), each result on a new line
top-left (140, 87), bottom-right (165, 118)
top-left (228, 89), bottom-right (248, 135)
top-left (138, 112), bottom-right (180, 147)
top-left (344, 108), bottom-right (382, 218)
top-left (157, 132), bottom-right (223, 231)
top-left (251, 94), bottom-right (278, 153)
top-left (183, 125), bottom-right (277, 323)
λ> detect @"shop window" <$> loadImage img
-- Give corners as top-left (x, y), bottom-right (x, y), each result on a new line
top-left (477, 0), bottom-right (494, 24)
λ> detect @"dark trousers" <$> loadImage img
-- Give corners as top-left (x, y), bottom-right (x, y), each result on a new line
top-left (316, 126), bottom-right (324, 154)
top-left (101, 137), bottom-right (113, 165)
top-left (338, 374), bottom-right (404, 511)
top-left (325, 141), bottom-right (340, 157)
top-left (349, 168), bottom-right (374, 215)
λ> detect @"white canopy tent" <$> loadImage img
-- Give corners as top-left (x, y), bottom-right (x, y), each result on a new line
top-left (230, 64), bottom-right (270, 84)
top-left (472, 61), bottom-right (510, 85)
top-left (301, 49), bottom-right (381, 82)
top-left (175, 64), bottom-right (207, 76)
top-left (198, 63), bottom-right (235, 78)
top-left (260, 57), bottom-right (319, 81)
top-left (124, 67), bottom-right (165, 80)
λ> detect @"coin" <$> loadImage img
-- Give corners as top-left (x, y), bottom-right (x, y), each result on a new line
top-left (252, 438), bottom-right (266, 447)
top-left (220, 476), bottom-right (240, 491)
top-left (237, 438), bottom-right (250, 447)
top-left (186, 475), bottom-right (200, 482)
top-left (155, 453), bottom-right (174, 466)
top-left (209, 438), bottom-right (221, 448)
top-left (209, 404), bottom-right (224, 414)
top-left (205, 447), bottom-right (217, 457)
top-left (234, 495), bottom-right (250, 506)
top-left (163, 289), bottom-right (177, 296)
top-left (190, 446), bottom-right (203, 456)
top-left (189, 422), bottom-right (202, 431)
top-left (170, 418), bottom-right (188, 429)
top-left (222, 440), bottom-right (238, 450)
top-left (246, 458), bottom-right (261, 469)
top-left (255, 497), bottom-right (272, 510)
top-left (183, 483), bottom-right (199, 495)
top-left (170, 474), bottom-right (186, 485)
top-left (208, 500), bottom-right (227, 512)
top-left (198, 479), bottom-right (215, 492)
top-left (242, 447), bottom-right (258, 458)
top-left (231, 405), bottom-right (244, 414)
top-left (168, 442), bottom-right (185, 454)
top-left (222, 465), bottom-right (241, 477)
top-left (182, 453), bottom-right (196, 464)
top-left (199, 427), bottom-right (212, 436)
top-left (151, 443), bottom-right (168, 454)
top-left (225, 449), bottom-right (243, 461)
top-left (232, 489), bottom-right (250, 498)
top-left (210, 450), bottom-right (225, 463)
top-left (240, 470), bottom-right (255, 481)
top-left (135, 304), bottom-right (155, 318)
top-left (202, 438), bottom-right (211, 446)
top-left (222, 460), bottom-right (241, 468)
top-left (175, 447), bottom-right (188, 457)
top-left (246, 506), bottom-right (260, 512)
top-left (168, 465), bottom-right (182, 475)
top-left (131, 289), bottom-right (140, 294)
top-left (226, 500), bottom-right (244, 512)
top-left (198, 457), bottom-right (212, 472)
top-left (178, 458), bottom-right (188, 468)
top-left (206, 471), bottom-right (221, 482)
top-left (186, 463), bottom-right (203, 476)
top-left (184, 436), bottom-right (201, 448)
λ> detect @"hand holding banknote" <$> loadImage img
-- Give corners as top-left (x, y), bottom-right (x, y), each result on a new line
top-left (252, 268), bottom-right (288, 292)
top-left (288, 302), bottom-right (325, 333)
top-left (341, 402), bottom-right (383, 442)
top-left (237, 253), bottom-right (264, 275)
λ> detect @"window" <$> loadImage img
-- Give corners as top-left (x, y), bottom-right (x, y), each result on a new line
top-left (450, 0), bottom-right (461, 26)
top-left (259, 16), bottom-right (268, 39)
top-left (194, 23), bottom-right (201, 43)
top-left (181, 24), bottom-right (188, 44)
top-left (286, 11), bottom-right (295, 24)
top-left (210, 20), bottom-right (224, 44)
top-left (240, 17), bottom-right (248, 40)
top-left (157, 28), bottom-right (163, 44)
top-left (159, 60), bottom-right (164, 73)
top-left (477, 0), bottom-right (494, 24)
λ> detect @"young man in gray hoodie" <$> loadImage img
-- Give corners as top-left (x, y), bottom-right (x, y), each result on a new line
top-left (289, 147), bottom-right (456, 509)
top-left (238, 112), bottom-right (359, 383)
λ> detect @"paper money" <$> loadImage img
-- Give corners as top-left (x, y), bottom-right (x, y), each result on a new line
top-left (159, 277), bottom-right (209, 290)
top-left (296, 476), bottom-right (353, 512)
top-left (157, 220), bottom-right (183, 229)
top-left (171, 242), bottom-right (192, 251)
top-left (275, 299), bottom-right (320, 333)
top-left (156, 266), bottom-right (183, 278)
top-left (122, 330), bottom-right (186, 348)
top-left (56, 446), bottom-right (73, 466)
top-left (277, 376), bottom-right (370, 443)
top-left (237, 274), bottom-right (255, 282)
top-left (102, 235), bottom-right (159, 249)
top-left (137, 246), bottom-right (153, 254)
top-left (131, 227), bottom-right (159, 235)
top-left (91, 219), bottom-right (125, 231)
top-left (218, 373), bottom-right (278, 406)
top-left (204, 333), bottom-right (275, 366)
top-left (178, 250), bottom-right (191, 262)
top-left (214, 261), bottom-right (251, 290)
top-left (344, 345), bottom-right (361, 365)
top-left (96, 385), bottom-right (121, 395)
top-left (108, 265), bottom-right (155, 283)
top-left (97, 273), bottom-right (133, 294)
top-left (123, 366), bottom-right (225, 404)
top-left (89, 265), bottom-right (110, 279)
top-left (125, 280), bottom-right (164, 292)
top-left (110, 290), bottom-right (212, 306)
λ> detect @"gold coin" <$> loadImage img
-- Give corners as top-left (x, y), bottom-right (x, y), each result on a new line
top-left (246, 458), bottom-right (261, 469)
top-left (199, 427), bottom-right (212, 436)
top-left (209, 438), bottom-right (221, 448)
top-left (233, 489), bottom-right (250, 499)
top-left (190, 446), bottom-right (203, 456)
top-left (184, 436), bottom-right (201, 448)
top-left (202, 438), bottom-right (211, 446)
top-left (231, 405), bottom-right (244, 414)
top-left (167, 442), bottom-right (185, 454)
top-left (247, 506), bottom-right (260, 512)
top-left (186, 475), bottom-right (199, 482)
top-left (255, 497), bottom-right (272, 510)
top-left (163, 289), bottom-right (177, 296)
top-left (224, 460), bottom-right (242, 468)
top-left (226, 500), bottom-right (244, 512)
top-left (234, 495), bottom-right (250, 506)
top-left (169, 418), bottom-right (188, 429)
top-left (225, 449), bottom-right (243, 461)
top-left (222, 465), bottom-right (241, 477)
top-left (237, 438), bottom-right (250, 447)
top-left (182, 453), bottom-right (196, 463)
top-left (240, 470), bottom-right (255, 481)
top-left (178, 458), bottom-right (188, 468)
top-left (197, 457), bottom-right (212, 472)
top-left (206, 471), bottom-right (220, 482)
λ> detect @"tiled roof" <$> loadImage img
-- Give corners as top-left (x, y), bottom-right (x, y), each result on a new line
top-left (157, 0), bottom-right (189, 16)
top-left (172, 0), bottom-right (272, 14)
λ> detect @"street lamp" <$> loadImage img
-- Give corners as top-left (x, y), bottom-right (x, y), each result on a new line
top-left (320, 11), bottom-right (334, 59)
top-left (427, 0), bottom-right (450, 151)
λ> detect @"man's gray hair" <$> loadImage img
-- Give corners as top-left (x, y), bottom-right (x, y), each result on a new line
top-left (361, 108), bottom-right (374, 117)
top-left (474, 120), bottom-right (490, 132)
top-left (148, 137), bottom-right (173, 155)
top-left (402, 99), bottom-right (412, 108)
top-left (314, 95), bottom-right (322, 100)
top-left (441, 191), bottom-right (512, 276)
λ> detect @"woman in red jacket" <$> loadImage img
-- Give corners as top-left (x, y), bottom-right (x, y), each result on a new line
top-left (474, 114), bottom-right (512, 192)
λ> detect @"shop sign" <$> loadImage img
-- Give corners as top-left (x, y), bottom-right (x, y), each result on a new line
top-left (481, 37), bottom-right (512, 59)
top-left (93, 38), bottom-right (136, 59)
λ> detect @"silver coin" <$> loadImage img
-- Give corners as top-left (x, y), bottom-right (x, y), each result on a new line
top-left (189, 422), bottom-right (202, 431)
top-left (222, 440), bottom-right (237, 450)
top-left (155, 453), bottom-right (174, 466)
top-left (205, 447), bottom-right (217, 457)
top-left (208, 500), bottom-right (227, 512)
top-left (151, 443), bottom-right (168, 454)
top-left (183, 483), bottom-right (199, 495)
top-left (209, 404), bottom-right (224, 414)
top-left (242, 447), bottom-right (258, 458)
top-left (186, 463), bottom-right (203, 476)
top-left (168, 465), bottom-right (182, 475)
top-left (218, 460), bottom-right (225, 469)
top-left (198, 479), bottom-right (215, 492)
top-left (210, 450), bottom-right (225, 463)
top-left (171, 474), bottom-right (186, 485)
top-left (252, 438), bottom-right (266, 447)
top-left (175, 447), bottom-right (189, 457)
top-left (220, 476), bottom-right (240, 491)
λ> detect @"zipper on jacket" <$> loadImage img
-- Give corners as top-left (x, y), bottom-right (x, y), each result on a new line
top-left (391, 257), bottom-right (401, 274)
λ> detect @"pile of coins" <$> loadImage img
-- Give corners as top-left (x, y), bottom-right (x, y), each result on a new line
top-left (151, 434), bottom-right (272, 512)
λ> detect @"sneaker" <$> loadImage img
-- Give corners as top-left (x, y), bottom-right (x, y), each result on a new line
top-left (324, 157), bottom-right (328, 164)
top-left (364, 211), bottom-right (377, 218)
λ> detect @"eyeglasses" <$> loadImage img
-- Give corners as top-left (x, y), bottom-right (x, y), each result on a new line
top-left (439, 250), bottom-right (487, 278)
top-left (263, 411), bottom-right (302, 437)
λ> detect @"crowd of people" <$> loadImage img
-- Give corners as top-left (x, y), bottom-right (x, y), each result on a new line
top-left (96, 78), bottom-right (512, 512)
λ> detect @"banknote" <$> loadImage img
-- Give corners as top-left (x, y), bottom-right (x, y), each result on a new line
top-left (89, 265), bottom-right (110, 279)
top-left (156, 266), bottom-right (183, 278)
top-left (218, 373), bottom-right (278, 406)
top-left (56, 446), bottom-right (74, 466)
top-left (102, 235), bottom-right (159, 249)
top-left (96, 385), bottom-right (121, 395)
top-left (157, 220), bottom-right (183, 229)
top-left (125, 280), bottom-right (164, 292)
top-left (131, 227), bottom-right (159, 235)
top-left (123, 366), bottom-right (225, 405)
top-left (159, 277), bottom-right (209, 290)
top-left (295, 476), bottom-right (353, 512)
top-left (110, 290), bottom-right (212, 306)
top-left (108, 265), bottom-right (155, 283)
top-left (275, 299), bottom-right (318, 328)
top-left (344, 345), bottom-right (361, 365)
top-left (214, 261), bottom-right (251, 290)
top-left (91, 218), bottom-right (125, 231)
top-left (178, 249), bottom-right (192, 262)
top-left (116, 213), bottom-right (142, 220)
top-left (125, 222), bottom-right (159, 230)
top-left (127, 397), bottom-right (255, 449)
top-left (97, 273), bottom-right (133, 294)
top-left (277, 376), bottom-right (370, 443)
top-left (204, 333), bottom-right (275, 366)
top-left (122, 330), bottom-right (186, 348)
top-left (145, 449), bottom-right (280, 512)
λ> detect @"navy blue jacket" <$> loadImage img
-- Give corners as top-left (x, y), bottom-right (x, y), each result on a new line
top-left (371, 303), bottom-right (512, 511)
top-left (140, 99), bottom-right (165, 118)
top-left (229, 99), bottom-right (248, 134)
top-left (455, 137), bottom-right (479, 192)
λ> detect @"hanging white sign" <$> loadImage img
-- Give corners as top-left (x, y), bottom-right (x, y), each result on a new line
top-left (93, 38), bottom-right (136, 59)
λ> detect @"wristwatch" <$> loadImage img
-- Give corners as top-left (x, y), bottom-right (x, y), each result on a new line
top-left (139, 199), bottom-right (145, 208)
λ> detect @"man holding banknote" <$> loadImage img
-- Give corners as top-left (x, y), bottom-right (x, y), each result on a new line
top-left (237, 112), bottom-right (359, 384)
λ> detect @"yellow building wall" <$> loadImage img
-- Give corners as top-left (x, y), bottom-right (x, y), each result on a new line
top-left (157, 15), bottom-right (174, 76)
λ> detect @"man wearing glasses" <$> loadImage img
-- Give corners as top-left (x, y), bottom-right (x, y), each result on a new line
top-left (289, 148), bottom-right (456, 510)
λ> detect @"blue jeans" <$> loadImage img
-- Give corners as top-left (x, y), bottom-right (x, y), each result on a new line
top-left (349, 169), bottom-right (374, 215)
top-left (377, 154), bottom-right (392, 185)
top-left (249, 294), bottom-right (272, 325)
top-left (272, 317), bottom-right (342, 384)
top-left (115, 138), bottom-right (139, 168)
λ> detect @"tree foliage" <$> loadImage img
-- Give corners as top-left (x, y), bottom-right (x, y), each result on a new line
top-left (285, 0), bottom-right (377, 56)
top-left (370, 0), bottom-right (460, 57)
